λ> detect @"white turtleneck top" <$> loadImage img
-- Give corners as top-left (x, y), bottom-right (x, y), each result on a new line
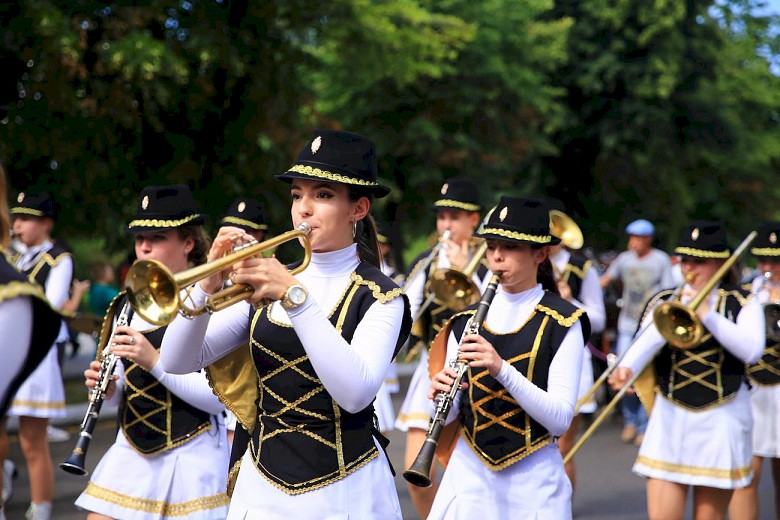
top-left (160, 243), bottom-right (405, 414)
top-left (442, 284), bottom-right (584, 437)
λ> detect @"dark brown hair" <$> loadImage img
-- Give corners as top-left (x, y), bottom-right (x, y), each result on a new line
top-left (177, 225), bottom-right (211, 266)
top-left (0, 164), bottom-right (8, 249)
top-left (349, 188), bottom-right (380, 268)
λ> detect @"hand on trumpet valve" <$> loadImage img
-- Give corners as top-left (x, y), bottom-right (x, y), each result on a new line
top-left (428, 366), bottom-right (468, 400)
top-left (230, 255), bottom-right (298, 306)
top-left (457, 333), bottom-right (503, 377)
top-left (608, 366), bottom-right (635, 393)
top-left (84, 360), bottom-right (118, 400)
top-left (200, 226), bottom-right (254, 293)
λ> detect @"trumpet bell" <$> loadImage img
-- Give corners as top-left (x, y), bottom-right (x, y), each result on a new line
top-left (427, 269), bottom-right (480, 312)
top-left (652, 301), bottom-right (704, 350)
top-left (125, 259), bottom-right (180, 326)
top-left (549, 210), bottom-right (584, 250)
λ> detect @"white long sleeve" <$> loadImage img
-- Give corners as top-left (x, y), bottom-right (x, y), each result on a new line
top-left (161, 244), bottom-right (405, 414)
top-left (0, 298), bottom-right (32, 406)
top-left (148, 363), bottom-right (224, 415)
top-left (441, 285), bottom-right (583, 436)
top-left (550, 249), bottom-right (605, 334)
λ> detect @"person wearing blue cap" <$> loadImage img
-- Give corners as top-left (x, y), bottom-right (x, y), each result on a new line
top-left (600, 218), bottom-right (674, 445)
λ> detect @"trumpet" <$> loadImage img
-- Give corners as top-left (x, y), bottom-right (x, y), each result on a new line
top-left (125, 223), bottom-right (311, 326)
top-left (403, 274), bottom-right (500, 487)
top-left (60, 302), bottom-right (130, 476)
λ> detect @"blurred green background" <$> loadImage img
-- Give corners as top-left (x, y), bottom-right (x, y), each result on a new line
top-left (1, 0), bottom-right (779, 274)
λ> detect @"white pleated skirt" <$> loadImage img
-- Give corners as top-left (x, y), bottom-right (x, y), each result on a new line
top-left (8, 346), bottom-right (66, 419)
top-left (75, 417), bottom-right (230, 520)
top-left (428, 438), bottom-right (572, 520)
top-left (633, 386), bottom-right (753, 489)
top-left (750, 383), bottom-right (780, 458)
top-left (394, 351), bottom-right (434, 431)
top-left (227, 440), bottom-right (401, 519)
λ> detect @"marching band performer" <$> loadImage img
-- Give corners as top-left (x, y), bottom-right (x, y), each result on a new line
top-left (610, 221), bottom-right (764, 520)
top-left (0, 167), bottom-right (61, 520)
top-left (729, 221), bottom-right (780, 520)
top-left (8, 191), bottom-right (73, 520)
top-left (160, 130), bottom-right (412, 519)
top-left (547, 208), bottom-right (606, 494)
top-left (394, 177), bottom-right (490, 519)
top-left (427, 196), bottom-right (589, 518)
top-left (75, 185), bottom-right (230, 520)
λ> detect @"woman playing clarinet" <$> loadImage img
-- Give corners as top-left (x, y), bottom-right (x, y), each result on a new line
top-left (427, 196), bottom-right (589, 519)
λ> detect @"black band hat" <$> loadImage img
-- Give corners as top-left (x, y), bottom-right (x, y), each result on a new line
top-left (751, 221), bottom-right (780, 257)
top-left (220, 197), bottom-right (268, 231)
top-left (11, 191), bottom-right (56, 220)
top-left (275, 129), bottom-right (390, 198)
top-left (376, 221), bottom-right (392, 245)
top-left (432, 178), bottom-right (482, 213)
top-left (674, 220), bottom-right (731, 259)
top-left (126, 184), bottom-right (205, 233)
top-left (475, 196), bottom-right (561, 246)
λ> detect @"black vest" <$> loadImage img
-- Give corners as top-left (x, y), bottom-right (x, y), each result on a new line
top-left (20, 243), bottom-right (74, 288)
top-left (648, 285), bottom-right (751, 410)
top-left (119, 307), bottom-right (213, 455)
top-left (406, 245), bottom-right (490, 346)
top-left (450, 292), bottom-right (588, 470)
top-left (0, 255), bottom-right (61, 416)
top-left (747, 339), bottom-right (780, 386)
top-left (560, 254), bottom-right (591, 301)
top-left (247, 262), bottom-right (410, 494)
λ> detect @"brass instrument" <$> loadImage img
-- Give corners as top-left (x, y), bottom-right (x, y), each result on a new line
top-left (403, 274), bottom-right (500, 487)
top-left (125, 223), bottom-right (312, 326)
top-left (550, 210), bottom-right (584, 250)
top-left (758, 271), bottom-right (780, 342)
top-left (565, 233), bottom-right (756, 463)
top-left (653, 231), bottom-right (757, 350)
top-left (402, 230), bottom-right (451, 294)
top-left (60, 302), bottom-right (130, 476)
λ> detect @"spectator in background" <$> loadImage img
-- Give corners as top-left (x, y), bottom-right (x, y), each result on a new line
top-left (600, 219), bottom-right (674, 446)
top-left (87, 261), bottom-right (119, 316)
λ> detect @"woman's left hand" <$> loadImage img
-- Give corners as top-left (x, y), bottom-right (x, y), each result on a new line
top-left (457, 333), bottom-right (503, 377)
top-left (230, 257), bottom-right (298, 305)
top-left (109, 326), bottom-right (159, 372)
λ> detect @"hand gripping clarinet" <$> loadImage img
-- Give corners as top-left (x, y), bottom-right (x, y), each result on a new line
top-left (403, 274), bottom-right (500, 487)
top-left (60, 302), bottom-right (131, 476)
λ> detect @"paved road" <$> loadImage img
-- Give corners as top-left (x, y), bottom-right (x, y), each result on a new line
top-left (4, 359), bottom-right (777, 519)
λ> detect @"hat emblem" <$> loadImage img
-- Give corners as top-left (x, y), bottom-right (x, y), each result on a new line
top-left (142, 195), bottom-right (149, 210)
top-left (691, 228), bottom-right (700, 241)
top-left (441, 183), bottom-right (448, 195)
top-left (17, 192), bottom-right (24, 203)
top-left (771, 232), bottom-right (777, 244)
top-left (499, 206), bottom-right (508, 222)
top-left (311, 136), bottom-right (322, 155)
top-left (238, 201), bottom-right (246, 213)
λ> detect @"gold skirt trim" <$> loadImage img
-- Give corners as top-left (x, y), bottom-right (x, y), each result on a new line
top-left (635, 455), bottom-right (752, 480)
top-left (83, 481), bottom-right (229, 516)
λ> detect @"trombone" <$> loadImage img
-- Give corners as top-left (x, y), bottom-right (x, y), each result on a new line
top-left (550, 209), bottom-right (584, 251)
top-left (564, 231), bottom-right (757, 463)
top-left (125, 223), bottom-right (312, 326)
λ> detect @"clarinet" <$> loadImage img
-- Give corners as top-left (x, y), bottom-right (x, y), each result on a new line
top-left (60, 302), bottom-right (131, 476)
top-left (403, 274), bottom-right (500, 487)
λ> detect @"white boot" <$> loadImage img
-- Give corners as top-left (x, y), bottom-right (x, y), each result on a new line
top-left (1, 460), bottom-right (14, 504)
top-left (25, 501), bottom-right (52, 520)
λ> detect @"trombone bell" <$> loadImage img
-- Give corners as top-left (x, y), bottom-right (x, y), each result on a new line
top-left (652, 302), bottom-right (704, 350)
top-left (549, 210), bottom-right (584, 250)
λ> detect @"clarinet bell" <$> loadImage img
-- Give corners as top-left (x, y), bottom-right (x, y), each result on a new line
top-left (59, 432), bottom-right (91, 476)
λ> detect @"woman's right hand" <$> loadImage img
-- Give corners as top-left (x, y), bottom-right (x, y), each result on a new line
top-left (428, 366), bottom-right (468, 400)
top-left (84, 360), bottom-right (118, 400)
top-left (199, 226), bottom-right (251, 294)
top-left (608, 366), bottom-right (635, 393)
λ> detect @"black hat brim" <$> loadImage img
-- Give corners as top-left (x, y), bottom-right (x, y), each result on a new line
top-left (275, 166), bottom-right (390, 198)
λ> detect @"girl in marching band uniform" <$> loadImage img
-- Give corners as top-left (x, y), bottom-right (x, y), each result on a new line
top-left (76, 185), bottom-right (229, 520)
top-left (160, 130), bottom-right (411, 519)
top-left (611, 221), bottom-right (764, 520)
top-left (428, 196), bottom-right (589, 519)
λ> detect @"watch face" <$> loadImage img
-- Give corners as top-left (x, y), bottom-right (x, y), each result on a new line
top-left (289, 286), bottom-right (306, 305)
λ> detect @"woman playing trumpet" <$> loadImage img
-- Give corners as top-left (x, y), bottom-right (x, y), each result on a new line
top-left (610, 221), bottom-right (764, 520)
top-left (75, 185), bottom-right (230, 520)
top-left (427, 196), bottom-right (589, 519)
top-left (160, 130), bottom-right (411, 519)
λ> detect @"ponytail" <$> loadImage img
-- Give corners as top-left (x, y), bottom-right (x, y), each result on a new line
top-left (535, 246), bottom-right (559, 295)
top-left (349, 189), bottom-right (381, 268)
